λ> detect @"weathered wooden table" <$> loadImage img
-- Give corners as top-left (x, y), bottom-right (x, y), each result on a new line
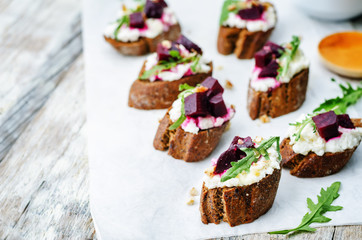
top-left (0, 0), bottom-right (361, 239)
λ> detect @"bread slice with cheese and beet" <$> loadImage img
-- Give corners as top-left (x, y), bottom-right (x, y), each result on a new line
top-left (247, 36), bottom-right (309, 120)
top-left (217, 0), bottom-right (277, 59)
top-left (128, 35), bottom-right (212, 109)
top-left (282, 111), bottom-right (362, 177)
top-left (104, 0), bottom-right (181, 56)
top-left (153, 77), bottom-right (235, 162)
top-left (200, 136), bottom-right (281, 227)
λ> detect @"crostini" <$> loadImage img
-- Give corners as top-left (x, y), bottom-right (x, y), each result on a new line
top-left (200, 136), bottom-right (281, 227)
top-left (282, 111), bottom-right (362, 177)
top-left (247, 36), bottom-right (309, 120)
top-left (153, 77), bottom-right (235, 162)
top-left (217, 0), bottom-right (277, 59)
top-left (104, 0), bottom-right (181, 55)
top-left (128, 35), bottom-right (212, 109)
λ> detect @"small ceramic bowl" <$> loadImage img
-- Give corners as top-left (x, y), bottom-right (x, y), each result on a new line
top-left (292, 0), bottom-right (362, 21)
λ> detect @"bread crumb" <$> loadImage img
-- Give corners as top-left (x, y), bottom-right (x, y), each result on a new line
top-left (259, 114), bottom-right (270, 123)
top-left (187, 197), bottom-right (195, 205)
top-left (227, 4), bottom-right (236, 11)
top-left (122, 4), bottom-right (127, 11)
top-left (216, 65), bottom-right (224, 71)
top-left (190, 187), bottom-right (198, 196)
top-left (195, 86), bottom-right (208, 93)
top-left (225, 80), bottom-right (233, 89)
top-left (204, 167), bottom-right (215, 177)
top-left (225, 122), bottom-right (231, 131)
top-left (254, 136), bottom-right (264, 143)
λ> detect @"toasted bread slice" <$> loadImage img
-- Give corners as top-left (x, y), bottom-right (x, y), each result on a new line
top-left (217, 27), bottom-right (274, 59)
top-left (104, 24), bottom-right (181, 56)
top-left (153, 110), bottom-right (228, 162)
top-left (200, 168), bottom-right (281, 227)
top-left (128, 62), bottom-right (213, 110)
top-left (247, 68), bottom-right (309, 120)
top-left (281, 118), bottom-right (362, 177)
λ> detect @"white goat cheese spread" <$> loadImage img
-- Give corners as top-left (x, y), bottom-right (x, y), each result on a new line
top-left (222, 5), bottom-right (276, 32)
top-left (169, 91), bottom-right (234, 134)
top-left (104, 7), bottom-right (177, 42)
top-left (144, 46), bottom-right (211, 82)
top-left (250, 49), bottom-right (309, 92)
top-left (203, 138), bottom-right (280, 189)
top-left (287, 114), bottom-right (362, 156)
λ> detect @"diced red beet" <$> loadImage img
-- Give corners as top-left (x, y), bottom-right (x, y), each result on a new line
top-left (176, 35), bottom-right (202, 54)
top-left (184, 92), bottom-right (209, 117)
top-left (209, 93), bottom-right (227, 117)
top-left (201, 77), bottom-right (224, 98)
top-left (337, 114), bottom-right (355, 129)
top-left (144, 0), bottom-right (164, 18)
top-left (238, 4), bottom-right (264, 20)
top-left (312, 111), bottom-right (341, 141)
top-left (214, 136), bottom-right (255, 174)
top-left (264, 41), bottom-right (284, 58)
top-left (156, 42), bottom-right (179, 61)
top-left (129, 12), bottom-right (145, 28)
top-left (258, 60), bottom-right (279, 78)
top-left (255, 49), bottom-right (272, 68)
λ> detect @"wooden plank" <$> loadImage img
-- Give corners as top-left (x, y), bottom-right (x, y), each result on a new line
top-left (0, 0), bottom-right (82, 162)
top-left (0, 56), bottom-right (96, 239)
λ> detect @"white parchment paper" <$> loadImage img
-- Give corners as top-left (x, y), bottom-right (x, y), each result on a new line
top-left (82, 0), bottom-right (362, 239)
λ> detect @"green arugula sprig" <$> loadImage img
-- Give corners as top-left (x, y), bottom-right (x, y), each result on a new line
top-left (140, 53), bottom-right (200, 80)
top-left (219, 0), bottom-right (240, 25)
top-left (113, 2), bottom-right (145, 40)
top-left (221, 136), bottom-right (280, 182)
top-left (168, 84), bottom-right (197, 130)
top-left (290, 80), bottom-right (362, 141)
top-left (269, 181), bottom-right (343, 235)
top-left (277, 36), bottom-right (301, 80)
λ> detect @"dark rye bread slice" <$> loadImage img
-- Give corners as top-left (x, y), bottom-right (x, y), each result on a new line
top-left (200, 168), bottom-right (281, 227)
top-left (104, 24), bottom-right (181, 56)
top-left (247, 68), bottom-right (309, 120)
top-left (153, 110), bottom-right (228, 162)
top-left (128, 62), bottom-right (213, 110)
top-left (217, 27), bottom-right (274, 59)
top-left (281, 118), bottom-right (362, 178)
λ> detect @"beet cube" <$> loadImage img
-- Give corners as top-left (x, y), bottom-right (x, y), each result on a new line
top-left (255, 49), bottom-right (272, 68)
top-left (129, 12), bottom-right (145, 28)
top-left (209, 93), bottom-right (227, 117)
top-left (144, 0), bottom-right (164, 18)
top-left (184, 92), bottom-right (209, 117)
top-left (258, 60), bottom-right (279, 78)
top-left (230, 136), bottom-right (255, 149)
top-left (176, 35), bottom-right (202, 54)
top-left (156, 42), bottom-right (179, 61)
top-left (214, 136), bottom-right (255, 174)
top-left (337, 114), bottom-right (355, 129)
top-left (238, 4), bottom-right (264, 20)
top-left (201, 77), bottom-right (224, 98)
top-left (312, 111), bottom-right (341, 141)
top-left (264, 41), bottom-right (284, 58)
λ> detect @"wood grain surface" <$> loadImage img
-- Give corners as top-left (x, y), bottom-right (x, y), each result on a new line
top-left (0, 0), bottom-right (361, 239)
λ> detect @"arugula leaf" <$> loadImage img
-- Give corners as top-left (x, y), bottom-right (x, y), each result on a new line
top-left (169, 50), bottom-right (182, 60)
top-left (277, 36), bottom-right (301, 80)
top-left (140, 54), bottom-right (199, 80)
top-left (219, 0), bottom-right (240, 25)
top-left (168, 84), bottom-right (197, 130)
top-left (290, 80), bottom-right (362, 142)
top-left (221, 136), bottom-right (280, 182)
top-left (313, 79), bottom-right (362, 115)
top-left (269, 182), bottom-right (343, 235)
top-left (114, 15), bottom-right (130, 40)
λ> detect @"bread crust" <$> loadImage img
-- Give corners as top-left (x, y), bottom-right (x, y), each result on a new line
top-left (247, 68), bottom-right (309, 120)
top-left (200, 168), bottom-right (281, 227)
top-left (104, 24), bottom-right (181, 56)
top-left (281, 119), bottom-right (362, 177)
top-left (153, 110), bottom-right (228, 162)
top-left (128, 62), bottom-right (213, 110)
